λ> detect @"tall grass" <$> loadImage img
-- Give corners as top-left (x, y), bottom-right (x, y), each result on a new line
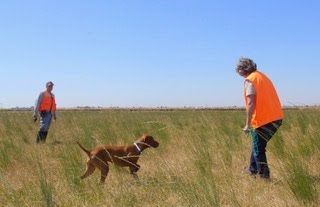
top-left (285, 157), bottom-right (317, 203)
top-left (37, 159), bottom-right (55, 207)
top-left (0, 109), bottom-right (319, 206)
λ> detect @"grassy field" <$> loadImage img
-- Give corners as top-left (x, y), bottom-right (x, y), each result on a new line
top-left (0, 109), bottom-right (319, 206)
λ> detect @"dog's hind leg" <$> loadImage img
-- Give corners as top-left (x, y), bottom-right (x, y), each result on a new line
top-left (99, 165), bottom-right (109, 184)
top-left (80, 161), bottom-right (96, 180)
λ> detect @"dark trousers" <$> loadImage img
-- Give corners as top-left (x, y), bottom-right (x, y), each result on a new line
top-left (249, 119), bottom-right (282, 178)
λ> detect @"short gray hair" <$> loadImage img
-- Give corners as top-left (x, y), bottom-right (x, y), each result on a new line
top-left (236, 57), bottom-right (257, 76)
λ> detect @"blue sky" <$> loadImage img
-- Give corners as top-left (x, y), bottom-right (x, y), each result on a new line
top-left (1, 0), bottom-right (319, 108)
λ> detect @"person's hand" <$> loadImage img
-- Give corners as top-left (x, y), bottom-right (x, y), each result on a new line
top-left (53, 116), bottom-right (57, 121)
top-left (242, 124), bottom-right (250, 134)
top-left (33, 117), bottom-right (37, 123)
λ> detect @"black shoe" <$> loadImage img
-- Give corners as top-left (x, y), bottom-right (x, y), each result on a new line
top-left (36, 131), bottom-right (46, 144)
top-left (36, 131), bottom-right (42, 143)
top-left (259, 173), bottom-right (270, 179)
top-left (43, 131), bottom-right (48, 142)
top-left (259, 169), bottom-right (270, 179)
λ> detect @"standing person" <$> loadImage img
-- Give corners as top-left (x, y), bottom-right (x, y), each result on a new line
top-left (236, 58), bottom-right (283, 179)
top-left (33, 81), bottom-right (57, 143)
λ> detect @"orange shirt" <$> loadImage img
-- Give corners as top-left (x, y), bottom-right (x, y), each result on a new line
top-left (245, 71), bottom-right (283, 128)
top-left (39, 91), bottom-right (57, 112)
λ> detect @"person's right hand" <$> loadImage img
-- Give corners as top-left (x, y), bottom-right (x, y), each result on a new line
top-left (33, 117), bottom-right (37, 122)
top-left (242, 124), bottom-right (250, 134)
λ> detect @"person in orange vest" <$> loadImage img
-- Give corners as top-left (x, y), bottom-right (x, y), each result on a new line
top-left (236, 58), bottom-right (283, 179)
top-left (33, 81), bottom-right (57, 143)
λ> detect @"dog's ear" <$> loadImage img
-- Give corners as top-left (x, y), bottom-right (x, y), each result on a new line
top-left (144, 135), bottom-right (153, 141)
top-left (136, 134), bottom-right (148, 143)
top-left (141, 134), bottom-right (152, 141)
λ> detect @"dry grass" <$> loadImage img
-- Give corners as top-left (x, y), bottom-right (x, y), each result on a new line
top-left (0, 109), bottom-right (319, 206)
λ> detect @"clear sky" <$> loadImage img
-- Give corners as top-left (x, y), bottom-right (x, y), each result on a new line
top-left (1, 0), bottom-right (319, 108)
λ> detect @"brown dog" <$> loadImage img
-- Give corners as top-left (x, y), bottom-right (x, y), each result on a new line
top-left (77, 134), bottom-right (159, 184)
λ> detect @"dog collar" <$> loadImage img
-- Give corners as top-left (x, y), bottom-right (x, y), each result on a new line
top-left (133, 142), bottom-right (142, 153)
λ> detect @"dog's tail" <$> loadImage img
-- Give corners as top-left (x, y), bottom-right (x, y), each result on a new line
top-left (77, 142), bottom-right (91, 157)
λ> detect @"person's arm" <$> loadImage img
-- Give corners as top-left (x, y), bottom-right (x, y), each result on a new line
top-left (243, 94), bottom-right (255, 133)
top-left (33, 92), bottom-right (44, 118)
top-left (52, 111), bottom-right (57, 121)
top-left (51, 94), bottom-right (57, 121)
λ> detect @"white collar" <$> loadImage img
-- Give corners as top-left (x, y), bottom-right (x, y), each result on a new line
top-left (133, 142), bottom-right (141, 152)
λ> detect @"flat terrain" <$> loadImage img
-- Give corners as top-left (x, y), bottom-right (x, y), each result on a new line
top-left (0, 109), bottom-right (319, 206)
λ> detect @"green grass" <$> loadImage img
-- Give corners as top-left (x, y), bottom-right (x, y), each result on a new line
top-left (286, 157), bottom-right (317, 203)
top-left (37, 160), bottom-right (55, 207)
top-left (0, 109), bottom-right (319, 206)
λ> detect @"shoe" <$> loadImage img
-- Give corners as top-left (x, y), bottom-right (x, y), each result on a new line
top-left (259, 173), bottom-right (270, 179)
top-left (244, 168), bottom-right (257, 176)
top-left (259, 169), bottom-right (270, 179)
top-left (36, 131), bottom-right (47, 144)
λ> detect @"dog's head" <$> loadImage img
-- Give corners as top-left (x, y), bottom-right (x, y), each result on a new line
top-left (136, 134), bottom-right (159, 149)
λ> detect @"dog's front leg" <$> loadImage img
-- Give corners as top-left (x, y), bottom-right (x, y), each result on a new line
top-left (129, 164), bottom-right (140, 179)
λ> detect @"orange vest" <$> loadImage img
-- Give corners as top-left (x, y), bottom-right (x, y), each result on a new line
top-left (39, 91), bottom-right (57, 112)
top-left (245, 71), bottom-right (283, 129)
